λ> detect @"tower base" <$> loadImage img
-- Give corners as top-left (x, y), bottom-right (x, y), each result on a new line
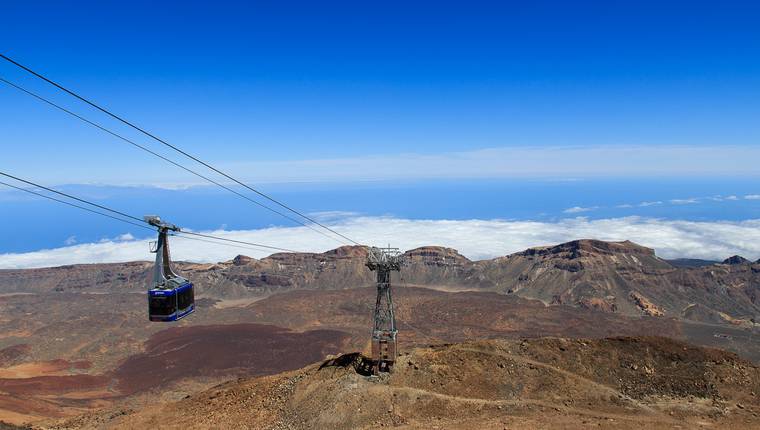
top-left (371, 333), bottom-right (397, 374)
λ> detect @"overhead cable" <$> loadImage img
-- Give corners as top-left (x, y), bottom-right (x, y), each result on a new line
top-left (0, 54), bottom-right (361, 246)
top-left (0, 171), bottom-right (300, 253)
top-left (0, 76), bottom-right (345, 246)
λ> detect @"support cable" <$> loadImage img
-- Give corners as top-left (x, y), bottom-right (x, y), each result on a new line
top-left (0, 171), bottom-right (144, 224)
top-left (398, 273), bottom-right (442, 345)
top-left (179, 231), bottom-right (299, 253)
top-left (0, 77), bottom-right (345, 246)
top-left (0, 171), bottom-right (299, 253)
top-left (0, 54), bottom-right (361, 246)
top-left (1, 181), bottom-right (276, 253)
top-left (0, 180), bottom-right (153, 232)
top-left (168, 233), bottom-right (289, 254)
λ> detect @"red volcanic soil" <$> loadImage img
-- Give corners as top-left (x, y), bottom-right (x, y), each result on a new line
top-left (0, 374), bottom-right (108, 396)
top-left (113, 323), bottom-right (350, 395)
top-left (0, 324), bottom-right (348, 399)
top-left (0, 345), bottom-right (30, 367)
top-left (0, 394), bottom-right (70, 422)
top-left (0, 324), bottom-right (348, 424)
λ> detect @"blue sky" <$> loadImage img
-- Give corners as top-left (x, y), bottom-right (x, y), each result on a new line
top-left (1, 1), bottom-right (760, 264)
top-left (3, 1), bottom-right (760, 173)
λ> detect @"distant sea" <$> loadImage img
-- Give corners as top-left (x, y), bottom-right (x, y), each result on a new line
top-left (1, 177), bottom-right (759, 254)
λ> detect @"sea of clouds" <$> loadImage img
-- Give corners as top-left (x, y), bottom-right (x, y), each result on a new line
top-left (2, 215), bottom-right (760, 269)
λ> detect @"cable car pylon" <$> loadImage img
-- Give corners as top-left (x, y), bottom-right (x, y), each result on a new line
top-left (145, 215), bottom-right (195, 322)
top-left (366, 246), bottom-right (402, 374)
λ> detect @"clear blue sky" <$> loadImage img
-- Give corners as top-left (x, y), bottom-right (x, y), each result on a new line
top-left (2, 1), bottom-right (760, 261)
top-left (2, 0), bottom-right (759, 185)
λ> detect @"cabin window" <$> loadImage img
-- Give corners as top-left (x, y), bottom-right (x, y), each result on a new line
top-left (150, 295), bottom-right (176, 315)
top-left (177, 286), bottom-right (194, 311)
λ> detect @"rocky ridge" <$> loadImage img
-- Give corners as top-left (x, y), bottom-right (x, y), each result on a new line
top-left (1, 240), bottom-right (758, 326)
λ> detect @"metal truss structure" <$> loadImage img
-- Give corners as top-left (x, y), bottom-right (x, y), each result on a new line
top-left (366, 246), bottom-right (402, 374)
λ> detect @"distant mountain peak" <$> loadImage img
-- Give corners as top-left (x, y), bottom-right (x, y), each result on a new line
top-left (322, 245), bottom-right (369, 258)
top-left (518, 239), bottom-right (656, 259)
top-left (404, 246), bottom-right (470, 262)
top-left (232, 255), bottom-right (254, 266)
top-left (722, 255), bottom-right (751, 265)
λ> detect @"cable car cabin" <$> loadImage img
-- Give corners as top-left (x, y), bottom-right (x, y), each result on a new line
top-left (144, 215), bottom-right (195, 322)
top-left (148, 280), bottom-right (195, 322)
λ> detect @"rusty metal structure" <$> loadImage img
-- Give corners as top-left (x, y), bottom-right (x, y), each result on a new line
top-left (366, 246), bottom-right (402, 374)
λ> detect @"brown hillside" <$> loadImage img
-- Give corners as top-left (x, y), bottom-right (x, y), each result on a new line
top-left (1, 240), bottom-right (757, 327)
top-left (46, 337), bottom-right (760, 430)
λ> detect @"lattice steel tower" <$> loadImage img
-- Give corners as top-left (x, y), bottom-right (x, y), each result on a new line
top-left (366, 246), bottom-right (402, 374)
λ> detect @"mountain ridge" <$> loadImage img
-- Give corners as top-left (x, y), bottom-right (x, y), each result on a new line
top-left (1, 239), bottom-right (758, 327)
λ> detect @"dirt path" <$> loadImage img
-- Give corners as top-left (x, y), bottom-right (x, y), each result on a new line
top-left (457, 346), bottom-right (663, 414)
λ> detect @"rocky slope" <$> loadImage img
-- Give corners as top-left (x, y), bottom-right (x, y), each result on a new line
top-left (2, 239), bottom-right (759, 427)
top-left (44, 337), bottom-right (760, 430)
top-left (4, 285), bottom-right (759, 426)
top-left (2, 240), bottom-right (758, 326)
top-left (470, 240), bottom-right (760, 325)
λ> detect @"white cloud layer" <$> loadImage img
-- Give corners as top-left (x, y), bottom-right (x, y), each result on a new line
top-left (669, 198), bottom-right (699, 205)
top-left (218, 145), bottom-right (760, 182)
top-left (2, 216), bottom-right (760, 269)
top-left (565, 192), bottom-right (759, 213)
top-left (7, 145), bottom-right (760, 186)
top-left (563, 206), bottom-right (598, 214)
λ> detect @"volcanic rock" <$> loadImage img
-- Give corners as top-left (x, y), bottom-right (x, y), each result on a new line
top-left (723, 255), bottom-right (751, 265)
top-left (49, 337), bottom-right (760, 430)
top-left (1, 239), bottom-right (758, 326)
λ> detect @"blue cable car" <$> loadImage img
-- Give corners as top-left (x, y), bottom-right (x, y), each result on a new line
top-left (145, 215), bottom-right (195, 322)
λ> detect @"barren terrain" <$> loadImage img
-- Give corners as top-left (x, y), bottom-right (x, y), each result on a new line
top-left (2, 240), bottom-right (758, 326)
top-left (44, 337), bottom-right (760, 429)
top-left (0, 240), bottom-right (758, 427)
